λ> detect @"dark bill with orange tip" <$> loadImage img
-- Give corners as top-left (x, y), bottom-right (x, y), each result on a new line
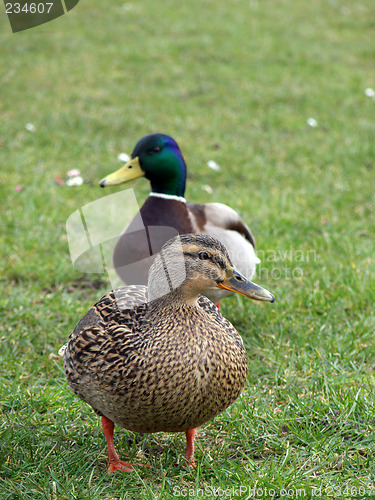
top-left (218, 267), bottom-right (275, 303)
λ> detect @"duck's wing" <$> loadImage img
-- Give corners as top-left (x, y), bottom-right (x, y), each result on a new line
top-left (59, 286), bottom-right (147, 369)
top-left (71, 285), bottom-right (148, 335)
top-left (63, 286), bottom-right (148, 412)
top-left (187, 202), bottom-right (256, 248)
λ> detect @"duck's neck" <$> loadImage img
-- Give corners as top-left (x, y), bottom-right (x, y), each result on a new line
top-left (149, 152), bottom-right (187, 197)
top-left (149, 192), bottom-right (186, 203)
top-left (148, 292), bottom-right (199, 311)
top-left (150, 180), bottom-right (186, 198)
top-left (148, 275), bottom-right (201, 308)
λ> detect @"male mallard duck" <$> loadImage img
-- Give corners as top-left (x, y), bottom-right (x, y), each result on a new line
top-left (99, 133), bottom-right (260, 304)
top-left (62, 234), bottom-right (274, 473)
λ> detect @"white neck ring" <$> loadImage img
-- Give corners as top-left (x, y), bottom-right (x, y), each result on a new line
top-left (149, 192), bottom-right (186, 203)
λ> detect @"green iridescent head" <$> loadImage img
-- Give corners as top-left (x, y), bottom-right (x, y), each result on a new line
top-left (100, 133), bottom-right (187, 197)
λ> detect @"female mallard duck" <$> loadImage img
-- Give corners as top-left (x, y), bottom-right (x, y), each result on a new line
top-left (99, 133), bottom-right (260, 304)
top-left (62, 234), bottom-right (274, 473)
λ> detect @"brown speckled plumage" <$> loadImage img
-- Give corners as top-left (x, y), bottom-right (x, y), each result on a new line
top-left (62, 234), bottom-right (274, 472)
top-left (65, 290), bottom-right (247, 433)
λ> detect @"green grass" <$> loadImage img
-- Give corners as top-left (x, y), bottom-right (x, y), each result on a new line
top-left (1, 0), bottom-right (375, 498)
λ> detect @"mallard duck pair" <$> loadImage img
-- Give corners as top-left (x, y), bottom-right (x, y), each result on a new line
top-left (99, 133), bottom-right (260, 304)
top-left (62, 233), bottom-right (275, 472)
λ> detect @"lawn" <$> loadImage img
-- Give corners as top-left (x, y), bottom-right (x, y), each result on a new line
top-left (1, 0), bottom-right (375, 498)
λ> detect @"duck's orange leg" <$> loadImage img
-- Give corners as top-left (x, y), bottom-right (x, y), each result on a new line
top-left (184, 428), bottom-right (196, 467)
top-left (216, 302), bottom-right (221, 309)
top-left (101, 416), bottom-right (133, 473)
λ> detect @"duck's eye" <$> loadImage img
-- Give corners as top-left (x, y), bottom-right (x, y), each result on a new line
top-left (199, 252), bottom-right (210, 261)
top-left (150, 146), bottom-right (162, 154)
